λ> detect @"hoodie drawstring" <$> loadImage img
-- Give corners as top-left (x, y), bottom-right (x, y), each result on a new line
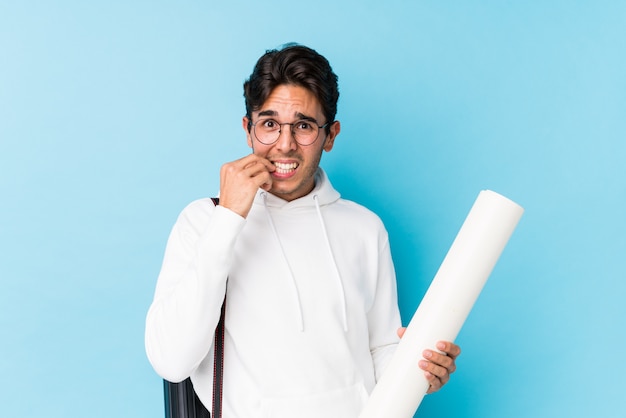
top-left (313, 195), bottom-right (349, 332)
top-left (262, 192), bottom-right (305, 332)
top-left (261, 192), bottom-right (349, 332)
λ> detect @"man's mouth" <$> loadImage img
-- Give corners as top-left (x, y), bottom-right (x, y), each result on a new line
top-left (273, 161), bottom-right (298, 174)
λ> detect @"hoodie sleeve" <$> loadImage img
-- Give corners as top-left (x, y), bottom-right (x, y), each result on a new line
top-left (367, 232), bottom-right (402, 382)
top-left (145, 200), bottom-right (245, 382)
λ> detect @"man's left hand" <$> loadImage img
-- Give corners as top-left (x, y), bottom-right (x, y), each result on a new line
top-left (397, 328), bottom-right (461, 394)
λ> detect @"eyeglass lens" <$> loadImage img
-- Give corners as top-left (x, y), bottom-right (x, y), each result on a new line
top-left (254, 119), bottom-right (321, 145)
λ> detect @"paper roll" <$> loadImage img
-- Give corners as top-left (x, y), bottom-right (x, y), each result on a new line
top-left (359, 190), bottom-right (524, 418)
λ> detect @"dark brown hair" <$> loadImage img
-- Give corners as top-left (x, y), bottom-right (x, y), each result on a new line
top-left (243, 44), bottom-right (339, 133)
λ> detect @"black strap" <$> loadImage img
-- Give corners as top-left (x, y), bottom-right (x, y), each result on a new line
top-left (210, 197), bottom-right (225, 418)
top-left (212, 298), bottom-right (226, 417)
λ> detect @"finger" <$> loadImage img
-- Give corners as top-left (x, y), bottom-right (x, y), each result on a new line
top-left (419, 361), bottom-right (449, 394)
top-left (248, 170), bottom-right (272, 190)
top-left (245, 163), bottom-right (274, 192)
top-left (419, 355), bottom-right (452, 384)
top-left (436, 341), bottom-right (461, 360)
top-left (242, 156), bottom-right (275, 172)
top-left (424, 349), bottom-right (457, 375)
top-left (397, 327), bottom-right (406, 338)
top-left (234, 153), bottom-right (268, 167)
top-left (221, 158), bottom-right (272, 189)
top-left (244, 160), bottom-right (275, 180)
top-left (421, 367), bottom-right (446, 394)
top-left (238, 160), bottom-right (276, 192)
top-left (258, 172), bottom-right (273, 191)
top-left (423, 370), bottom-right (442, 394)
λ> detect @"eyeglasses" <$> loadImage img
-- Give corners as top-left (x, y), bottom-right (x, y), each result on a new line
top-left (250, 118), bottom-right (329, 146)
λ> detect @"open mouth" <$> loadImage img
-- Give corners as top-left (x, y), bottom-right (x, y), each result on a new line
top-left (273, 161), bottom-right (298, 174)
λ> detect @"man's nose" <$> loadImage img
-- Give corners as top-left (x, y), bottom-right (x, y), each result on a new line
top-left (275, 124), bottom-right (297, 151)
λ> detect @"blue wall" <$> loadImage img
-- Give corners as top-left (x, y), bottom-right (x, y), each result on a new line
top-left (1, 1), bottom-right (624, 417)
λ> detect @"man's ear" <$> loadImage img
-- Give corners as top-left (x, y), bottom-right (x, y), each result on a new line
top-left (242, 116), bottom-right (253, 148)
top-left (323, 120), bottom-right (341, 152)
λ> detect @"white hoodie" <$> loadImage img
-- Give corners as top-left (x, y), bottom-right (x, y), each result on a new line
top-left (145, 169), bottom-right (401, 417)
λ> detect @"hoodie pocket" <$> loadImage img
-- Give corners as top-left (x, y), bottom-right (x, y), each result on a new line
top-left (260, 382), bottom-right (368, 418)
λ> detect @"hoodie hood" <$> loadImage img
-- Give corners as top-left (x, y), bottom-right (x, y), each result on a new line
top-left (253, 168), bottom-right (341, 209)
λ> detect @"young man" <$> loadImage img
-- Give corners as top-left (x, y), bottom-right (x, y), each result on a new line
top-left (145, 44), bottom-right (460, 417)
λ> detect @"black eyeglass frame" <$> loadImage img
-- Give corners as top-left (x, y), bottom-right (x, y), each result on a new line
top-left (248, 118), bottom-right (331, 146)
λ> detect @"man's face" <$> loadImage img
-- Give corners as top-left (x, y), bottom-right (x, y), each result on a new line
top-left (243, 84), bottom-right (340, 202)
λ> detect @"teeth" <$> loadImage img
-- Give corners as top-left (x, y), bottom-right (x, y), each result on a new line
top-left (274, 162), bottom-right (297, 174)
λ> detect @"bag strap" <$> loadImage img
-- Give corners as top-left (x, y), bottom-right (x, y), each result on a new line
top-left (210, 197), bottom-right (225, 418)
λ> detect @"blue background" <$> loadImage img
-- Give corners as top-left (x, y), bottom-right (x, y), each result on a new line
top-left (1, 1), bottom-right (625, 417)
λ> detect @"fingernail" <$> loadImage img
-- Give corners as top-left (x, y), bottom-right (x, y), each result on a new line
top-left (437, 342), bottom-right (446, 350)
top-left (423, 350), bottom-right (432, 358)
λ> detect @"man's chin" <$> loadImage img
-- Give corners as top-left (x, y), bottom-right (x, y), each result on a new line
top-left (267, 180), bottom-right (314, 202)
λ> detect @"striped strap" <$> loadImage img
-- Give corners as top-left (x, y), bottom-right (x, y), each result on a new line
top-left (210, 197), bottom-right (225, 418)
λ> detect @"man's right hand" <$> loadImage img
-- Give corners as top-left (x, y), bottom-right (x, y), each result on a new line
top-left (219, 154), bottom-right (275, 218)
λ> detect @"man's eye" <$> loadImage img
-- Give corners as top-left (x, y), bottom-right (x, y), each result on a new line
top-left (262, 120), bottom-right (277, 129)
top-left (296, 121), bottom-right (313, 131)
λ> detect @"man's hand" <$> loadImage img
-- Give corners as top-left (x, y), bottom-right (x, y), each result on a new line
top-left (397, 328), bottom-right (461, 394)
top-left (219, 154), bottom-right (275, 218)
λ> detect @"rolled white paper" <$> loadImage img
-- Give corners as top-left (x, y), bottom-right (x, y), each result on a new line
top-left (359, 190), bottom-right (524, 418)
